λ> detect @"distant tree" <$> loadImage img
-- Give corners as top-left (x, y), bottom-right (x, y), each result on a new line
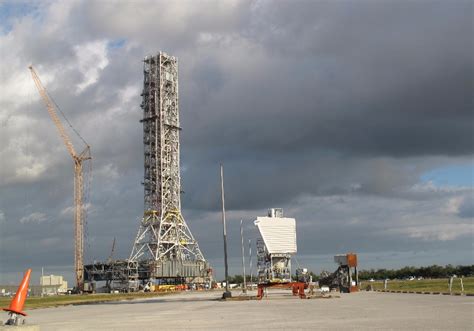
top-left (456, 265), bottom-right (474, 277)
top-left (233, 275), bottom-right (244, 284)
top-left (223, 265), bottom-right (474, 283)
top-left (309, 271), bottom-right (319, 281)
top-left (357, 264), bottom-right (474, 280)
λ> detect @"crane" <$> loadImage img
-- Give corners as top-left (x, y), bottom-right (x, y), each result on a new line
top-left (107, 237), bottom-right (116, 263)
top-left (29, 65), bottom-right (91, 292)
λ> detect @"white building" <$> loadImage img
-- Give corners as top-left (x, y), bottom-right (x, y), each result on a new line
top-left (40, 275), bottom-right (68, 295)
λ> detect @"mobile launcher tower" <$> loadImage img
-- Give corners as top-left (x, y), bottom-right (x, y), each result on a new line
top-left (128, 52), bottom-right (211, 286)
top-left (255, 208), bottom-right (297, 283)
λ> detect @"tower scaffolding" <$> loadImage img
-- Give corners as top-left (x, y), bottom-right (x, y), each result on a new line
top-left (129, 52), bottom-right (210, 284)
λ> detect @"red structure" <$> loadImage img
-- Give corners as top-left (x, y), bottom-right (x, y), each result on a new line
top-left (257, 282), bottom-right (306, 300)
top-left (346, 253), bottom-right (359, 293)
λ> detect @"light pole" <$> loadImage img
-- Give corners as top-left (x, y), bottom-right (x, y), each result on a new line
top-left (41, 267), bottom-right (44, 297)
top-left (220, 164), bottom-right (231, 299)
top-left (240, 219), bottom-right (247, 294)
top-left (249, 239), bottom-right (253, 289)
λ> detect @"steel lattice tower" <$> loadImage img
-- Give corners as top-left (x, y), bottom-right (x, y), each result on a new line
top-left (130, 52), bottom-right (208, 280)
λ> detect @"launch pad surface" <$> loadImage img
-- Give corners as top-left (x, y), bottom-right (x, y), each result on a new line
top-left (25, 291), bottom-right (473, 330)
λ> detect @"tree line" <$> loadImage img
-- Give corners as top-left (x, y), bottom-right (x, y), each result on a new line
top-left (222, 265), bottom-right (474, 283)
top-left (357, 264), bottom-right (474, 280)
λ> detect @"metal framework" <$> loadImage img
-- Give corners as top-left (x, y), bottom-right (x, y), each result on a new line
top-left (129, 52), bottom-right (207, 281)
top-left (255, 209), bottom-right (294, 284)
top-left (256, 239), bottom-right (292, 283)
top-left (319, 253), bottom-right (359, 293)
top-left (29, 66), bottom-right (91, 291)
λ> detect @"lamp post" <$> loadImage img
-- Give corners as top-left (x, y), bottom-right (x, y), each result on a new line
top-left (220, 164), bottom-right (231, 299)
top-left (240, 219), bottom-right (247, 294)
top-left (249, 239), bottom-right (253, 289)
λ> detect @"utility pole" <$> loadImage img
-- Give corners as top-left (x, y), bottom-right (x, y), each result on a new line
top-left (240, 219), bottom-right (247, 294)
top-left (249, 239), bottom-right (253, 289)
top-left (41, 267), bottom-right (44, 297)
top-left (220, 164), bottom-right (231, 298)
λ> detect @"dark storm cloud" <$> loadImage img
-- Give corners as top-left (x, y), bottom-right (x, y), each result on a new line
top-left (175, 0), bottom-right (473, 210)
top-left (1, 0), bottom-right (472, 282)
top-left (179, 0), bottom-right (473, 154)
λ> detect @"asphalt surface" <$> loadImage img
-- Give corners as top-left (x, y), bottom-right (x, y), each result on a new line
top-left (7, 290), bottom-right (474, 330)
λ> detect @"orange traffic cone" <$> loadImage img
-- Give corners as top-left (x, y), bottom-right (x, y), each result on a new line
top-left (3, 269), bottom-right (31, 318)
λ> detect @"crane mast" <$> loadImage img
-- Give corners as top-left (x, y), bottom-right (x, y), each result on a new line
top-left (29, 66), bottom-right (91, 291)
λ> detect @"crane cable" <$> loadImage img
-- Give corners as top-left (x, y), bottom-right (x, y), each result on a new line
top-left (44, 87), bottom-right (89, 148)
top-left (294, 256), bottom-right (301, 269)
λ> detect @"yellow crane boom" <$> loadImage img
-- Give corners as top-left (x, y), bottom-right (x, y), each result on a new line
top-left (29, 65), bottom-right (91, 291)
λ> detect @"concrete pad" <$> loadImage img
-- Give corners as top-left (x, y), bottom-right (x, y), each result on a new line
top-left (0, 325), bottom-right (40, 331)
top-left (5, 290), bottom-right (473, 330)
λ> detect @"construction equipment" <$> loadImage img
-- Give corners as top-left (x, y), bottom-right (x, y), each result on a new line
top-left (29, 66), bottom-right (91, 292)
top-left (254, 209), bottom-right (307, 300)
top-left (107, 237), bottom-right (116, 263)
top-left (319, 253), bottom-right (359, 293)
top-left (296, 268), bottom-right (310, 283)
top-left (255, 208), bottom-right (297, 284)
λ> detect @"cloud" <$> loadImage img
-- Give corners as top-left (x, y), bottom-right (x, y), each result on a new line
top-left (0, 0), bottom-right (472, 282)
top-left (391, 224), bottom-right (473, 242)
top-left (74, 40), bottom-right (109, 92)
top-left (39, 237), bottom-right (62, 247)
top-left (457, 196), bottom-right (474, 219)
top-left (60, 203), bottom-right (92, 217)
top-left (19, 212), bottom-right (48, 224)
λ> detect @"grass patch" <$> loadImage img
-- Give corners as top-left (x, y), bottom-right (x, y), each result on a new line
top-left (361, 277), bottom-right (474, 294)
top-left (0, 291), bottom-right (176, 310)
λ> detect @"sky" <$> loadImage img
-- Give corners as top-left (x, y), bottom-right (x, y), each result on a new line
top-left (0, 0), bottom-right (472, 285)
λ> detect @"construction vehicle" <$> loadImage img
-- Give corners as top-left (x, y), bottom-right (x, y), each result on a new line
top-left (29, 66), bottom-right (91, 292)
top-left (319, 253), bottom-right (359, 293)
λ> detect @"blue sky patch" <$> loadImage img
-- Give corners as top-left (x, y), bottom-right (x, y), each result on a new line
top-left (421, 164), bottom-right (474, 187)
top-left (0, 1), bottom-right (41, 34)
top-left (107, 38), bottom-right (126, 50)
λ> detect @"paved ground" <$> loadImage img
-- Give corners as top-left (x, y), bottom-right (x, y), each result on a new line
top-left (10, 290), bottom-right (474, 330)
